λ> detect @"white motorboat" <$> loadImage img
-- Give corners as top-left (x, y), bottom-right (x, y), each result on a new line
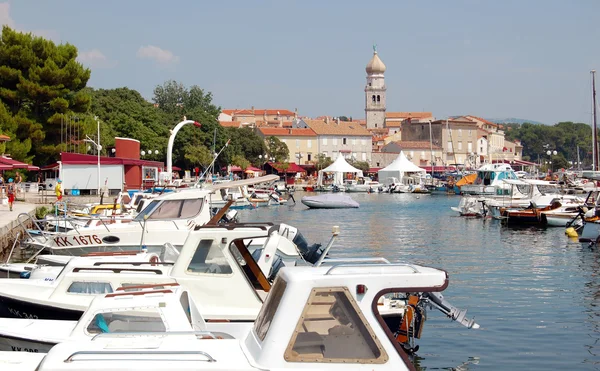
top-left (301, 194), bottom-right (359, 209)
top-left (460, 163), bottom-right (519, 196)
top-left (3, 261), bottom-right (479, 370)
top-left (0, 283), bottom-right (250, 353)
top-left (345, 177), bottom-right (384, 193)
top-left (0, 224), bottom-right (326, 322)
top-left (21, 175), bottom-right (279, 256)
top-left (0, 251), bottom-right (167, 280)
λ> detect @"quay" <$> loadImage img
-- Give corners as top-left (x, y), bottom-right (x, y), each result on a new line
top-left (0, 190), bottom-right (108, 263)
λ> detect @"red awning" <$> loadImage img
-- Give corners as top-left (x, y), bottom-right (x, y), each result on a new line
top-left (245, 166), bottom-right (262, 172)
top-left (368, 167), bottom-right (381, 173)
top-left (269, 162), bottom-right (306, 173)
top-left (172, 166), bottom-right (181, 171)
top-left (0, 156), bottom-right (40, 170)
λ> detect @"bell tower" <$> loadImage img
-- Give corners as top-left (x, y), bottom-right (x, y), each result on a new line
top-left (365, 45), bottom-right (386, 130)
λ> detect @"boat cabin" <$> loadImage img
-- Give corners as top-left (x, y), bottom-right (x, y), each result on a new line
top-left (0, 225), bottom-right (301, 322)
top-left (22, 262), bottom-right (473, 371)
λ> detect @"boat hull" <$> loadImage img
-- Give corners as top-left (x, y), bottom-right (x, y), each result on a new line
top-left (0, 295), bottom-right (83, 321)
top-left (0, 334), bottom-right (54, 353)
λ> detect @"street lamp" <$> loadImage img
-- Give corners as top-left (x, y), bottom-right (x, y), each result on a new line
top-left (547, 150), bottom-right (557, 172)
top-left (296, 153), bottom-right (303, 164)
top-left (84, 118), bottom-right (102, 196)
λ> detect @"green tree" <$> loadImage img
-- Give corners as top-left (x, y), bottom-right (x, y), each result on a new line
top-left (231, 154), bottom-right (250, 171)
top-left (265, 136), bottom-right (289, 163)
top-left (152, 81), bottom-right (224, 171)
top-left (224, 127), bottom-right (267, 166)
top-left (0, 26), bottom-right (91, 162)
top-left (184, 144), bottom-right (213, 169)
top-left (88, 87), bottom-right (169, 157)
top-left (315, 153), bottom-right (333, 171)
top-left (348, 159), bottom-right (370, 173)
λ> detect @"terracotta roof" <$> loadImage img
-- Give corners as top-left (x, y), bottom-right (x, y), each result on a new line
top-left (222, 109), bottom-right (295, 116)
top-left (394, 141), bottom-right (442, 150)
top-left (304, 120), bottom-right (372, 136)
top-left (0, 135), bottom-right (10, 141)
top-left (258, 127), bottom-right (316, 137)
top-left (465, 115), bottom-right (498, 127)
top-left (219, 121), bottom-right (242, 128)
top-left (385, 112), bottom-right (433, 119)
top-left (385, 120), bottom-right (402, 127)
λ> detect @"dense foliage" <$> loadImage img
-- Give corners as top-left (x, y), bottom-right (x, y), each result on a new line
top-left (0, 26), bottom-right (91, 163)
top-left (504, 121), bottom-right (592, 169)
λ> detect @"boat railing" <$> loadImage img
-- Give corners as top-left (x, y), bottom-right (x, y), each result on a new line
top-left (2, 231), bottom-right (19, 265)
top-left (325, 262), bottom-right (420, 275)
top-left (64, 350), bottom-right (216, 363)
top-left (91, 330), bottom-right (219, 341)
top-left (17, 212), bottom-right (50, 243)
top-left (322, 257), bottom-right (391, 265)
top-left (72, 267), bottom-right (166, 275)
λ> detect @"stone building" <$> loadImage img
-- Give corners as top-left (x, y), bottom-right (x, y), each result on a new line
top-left (256, 127), bottom-right (317, 164)
top-left (305, 118), bottom-right (372, 162)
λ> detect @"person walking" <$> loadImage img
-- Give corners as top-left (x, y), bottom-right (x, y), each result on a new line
top-left (55, 179), bottom-right (63, 203)
top-left (6, 178), bottom-right (15, 211)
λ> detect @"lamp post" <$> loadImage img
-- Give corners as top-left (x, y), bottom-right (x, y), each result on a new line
top-left (84, 118), bottom-right (102, 196)
top-left (296, 153), bottom-right (303, 165)
top-left (547, 150), bottom-right (557, 172)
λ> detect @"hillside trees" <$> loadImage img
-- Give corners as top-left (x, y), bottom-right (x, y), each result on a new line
top-left (0, 26), bottom-right (91, 162)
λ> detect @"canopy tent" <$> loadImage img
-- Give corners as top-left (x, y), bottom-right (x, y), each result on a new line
top-left (317, 155), bottom-right (363, 186)
top-left (377, 151), bottom-right (426, 185)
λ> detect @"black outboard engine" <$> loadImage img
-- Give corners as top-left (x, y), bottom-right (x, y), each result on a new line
top-left (273, 223), bottom-right (325, 264)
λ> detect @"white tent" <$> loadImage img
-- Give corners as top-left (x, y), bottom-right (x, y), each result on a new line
top-left (378, 151), bottom-right (426, 185)
top-left (317, 155), bottom-right (363, 186)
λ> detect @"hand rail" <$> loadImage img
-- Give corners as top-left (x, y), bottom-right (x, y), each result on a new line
top-left (321, 257), bottom-right (391, 264)
top-left (91, 330), bottom-right (218, 340)
top-left (17, 212), bottom-right (49, 243)
top-left (64, 350), bottom-right (216, 363)
top-left (3, 232), bottom-right (20, 264)
top-left (325, 262), bottom-right (420, 275)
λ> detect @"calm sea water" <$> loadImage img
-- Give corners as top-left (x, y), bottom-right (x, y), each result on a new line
top-left (238, 192), bottom-right (600, 370)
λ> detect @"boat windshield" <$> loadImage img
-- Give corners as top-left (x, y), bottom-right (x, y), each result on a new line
top-left (134, 200), bottom-right (160, 221)
top-left (253, 276), bottom-right (287, 341)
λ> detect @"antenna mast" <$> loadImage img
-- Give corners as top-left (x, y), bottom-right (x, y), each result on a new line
top-left (593, 70), bottom-right (598, 171)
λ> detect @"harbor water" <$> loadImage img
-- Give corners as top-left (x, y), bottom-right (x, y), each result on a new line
top-left (239, 192), bottom-right (600, 370)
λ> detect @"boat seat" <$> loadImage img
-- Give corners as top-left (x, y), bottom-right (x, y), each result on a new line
top-left (292, 331), bottom-right (325, 355)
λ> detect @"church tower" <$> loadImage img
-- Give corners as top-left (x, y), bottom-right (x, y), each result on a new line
top-left (365, 46), bottom-right (386, 129)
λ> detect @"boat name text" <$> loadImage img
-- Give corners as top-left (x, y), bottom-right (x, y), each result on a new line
top-left (53, 235), bottom-right (103, 247)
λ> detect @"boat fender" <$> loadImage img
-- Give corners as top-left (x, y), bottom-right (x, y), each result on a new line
top-left (149, 255), bottom-right (159, 266)
top-left (565, 227), bottom-right (578, 238)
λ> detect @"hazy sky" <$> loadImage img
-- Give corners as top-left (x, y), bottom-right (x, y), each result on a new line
top-left (2, 0), bottom-right (600, 124)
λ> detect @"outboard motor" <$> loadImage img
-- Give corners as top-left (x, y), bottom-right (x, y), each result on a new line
top-left (275, 223), bottom-right (324, 264)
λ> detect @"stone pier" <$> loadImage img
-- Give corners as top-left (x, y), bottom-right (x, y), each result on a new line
top-left (0, 201), bottom-right (38, 263)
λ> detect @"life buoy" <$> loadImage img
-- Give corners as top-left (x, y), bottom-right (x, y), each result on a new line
top-left (149, 255), bottom-right (159, 266)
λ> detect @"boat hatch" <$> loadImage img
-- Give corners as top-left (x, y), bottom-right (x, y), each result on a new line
top-left (284, 286), bottom-right (388, 363)
top-left (87, 308), bottom-right (166, 334)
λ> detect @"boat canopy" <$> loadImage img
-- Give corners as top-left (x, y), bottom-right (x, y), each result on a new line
top-left (317, 155), bottom-right (363, 186)
top-left (377, 151), bottom-right (426, 182)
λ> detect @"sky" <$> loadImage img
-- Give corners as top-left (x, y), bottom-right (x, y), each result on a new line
top-left (2, 0), bottom-right (600, 125)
